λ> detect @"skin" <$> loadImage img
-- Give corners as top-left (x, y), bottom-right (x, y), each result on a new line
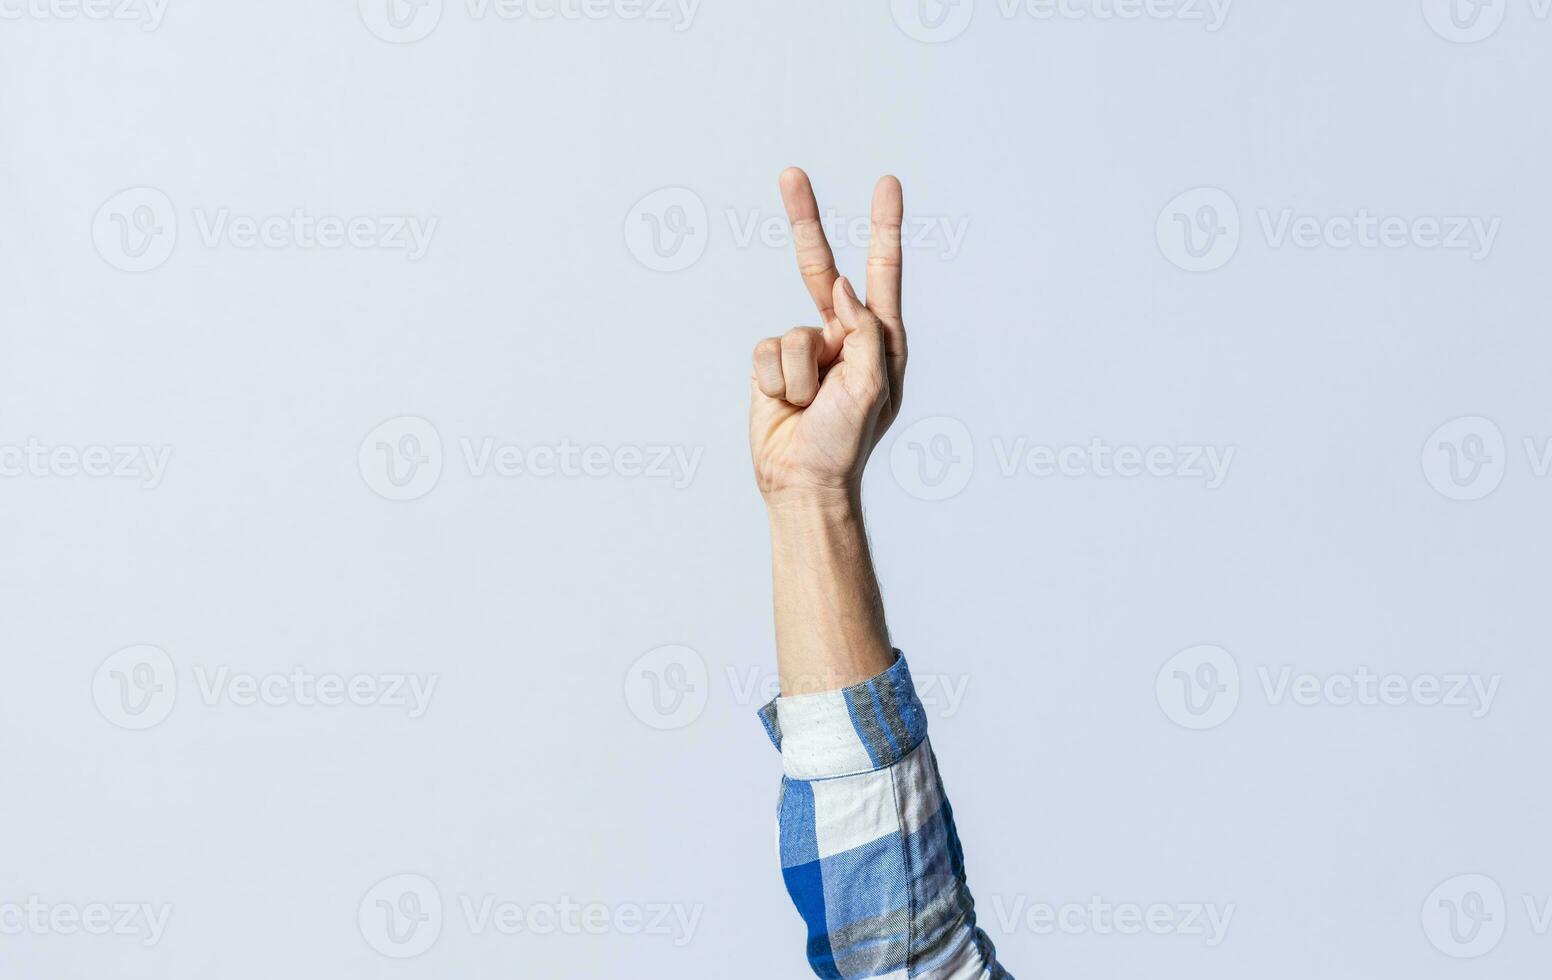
top-left (750, 168), bottom-right (908, 696)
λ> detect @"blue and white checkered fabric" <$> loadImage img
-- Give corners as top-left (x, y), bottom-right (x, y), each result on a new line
top-left (759, 654), bottom-right (1012, 979)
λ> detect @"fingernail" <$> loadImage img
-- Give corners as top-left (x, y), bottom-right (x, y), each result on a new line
top-left (839, 277), bottom-right (858, 304)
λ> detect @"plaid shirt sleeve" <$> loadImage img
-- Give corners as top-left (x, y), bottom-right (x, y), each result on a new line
top-left (757, 653), bottom-right (1013, 979)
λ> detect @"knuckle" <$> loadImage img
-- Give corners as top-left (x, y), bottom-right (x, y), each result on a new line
top-left (790, 218), bottom-right (828, 248)
top-left (781, 329), bottom-right (818, 354)
top-left (869, 227), bottom-right (903, 250)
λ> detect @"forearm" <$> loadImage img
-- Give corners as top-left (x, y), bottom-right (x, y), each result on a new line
top-left (762, 494), bottom-right (1010, 980)
top-left (766, 489), bottom-right (895, 697)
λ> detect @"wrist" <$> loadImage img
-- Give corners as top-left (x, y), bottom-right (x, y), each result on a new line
top-left (763, 486), bottom-right (862, 525)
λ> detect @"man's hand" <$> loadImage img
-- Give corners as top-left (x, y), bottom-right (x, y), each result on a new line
top-left (749, 168), bottom-right (908, 501)
top-left (750, 168), bottom-right (905, 694)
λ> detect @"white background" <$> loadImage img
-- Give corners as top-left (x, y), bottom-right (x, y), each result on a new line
top-left (1, 0), bottom-right (1549, 977)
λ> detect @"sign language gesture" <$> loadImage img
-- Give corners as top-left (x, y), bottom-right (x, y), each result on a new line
top-left (749, 169), bottom-right (908, 500)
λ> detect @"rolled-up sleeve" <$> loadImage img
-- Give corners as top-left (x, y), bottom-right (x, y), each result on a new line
top-left (758, 653), bottom-right (1012, 979)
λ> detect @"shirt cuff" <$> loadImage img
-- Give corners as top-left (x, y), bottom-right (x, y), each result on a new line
top-left (756, 651), bottom-right (929, 780)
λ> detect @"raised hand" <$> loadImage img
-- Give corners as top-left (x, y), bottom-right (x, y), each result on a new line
top-left (749, 168), bottom-right (908, 500)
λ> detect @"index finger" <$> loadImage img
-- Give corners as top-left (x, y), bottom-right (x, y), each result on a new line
top-left (779, 167), bottom-right (840, 329)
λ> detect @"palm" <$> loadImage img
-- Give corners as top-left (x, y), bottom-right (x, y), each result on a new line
top-left (752, 343), bottom-right (886, 491)
top-left (749, 169), bottom-right (908, 497)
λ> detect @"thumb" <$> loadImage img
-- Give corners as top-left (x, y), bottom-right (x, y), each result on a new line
top-left (832, 276), bottom-right (885, 374)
